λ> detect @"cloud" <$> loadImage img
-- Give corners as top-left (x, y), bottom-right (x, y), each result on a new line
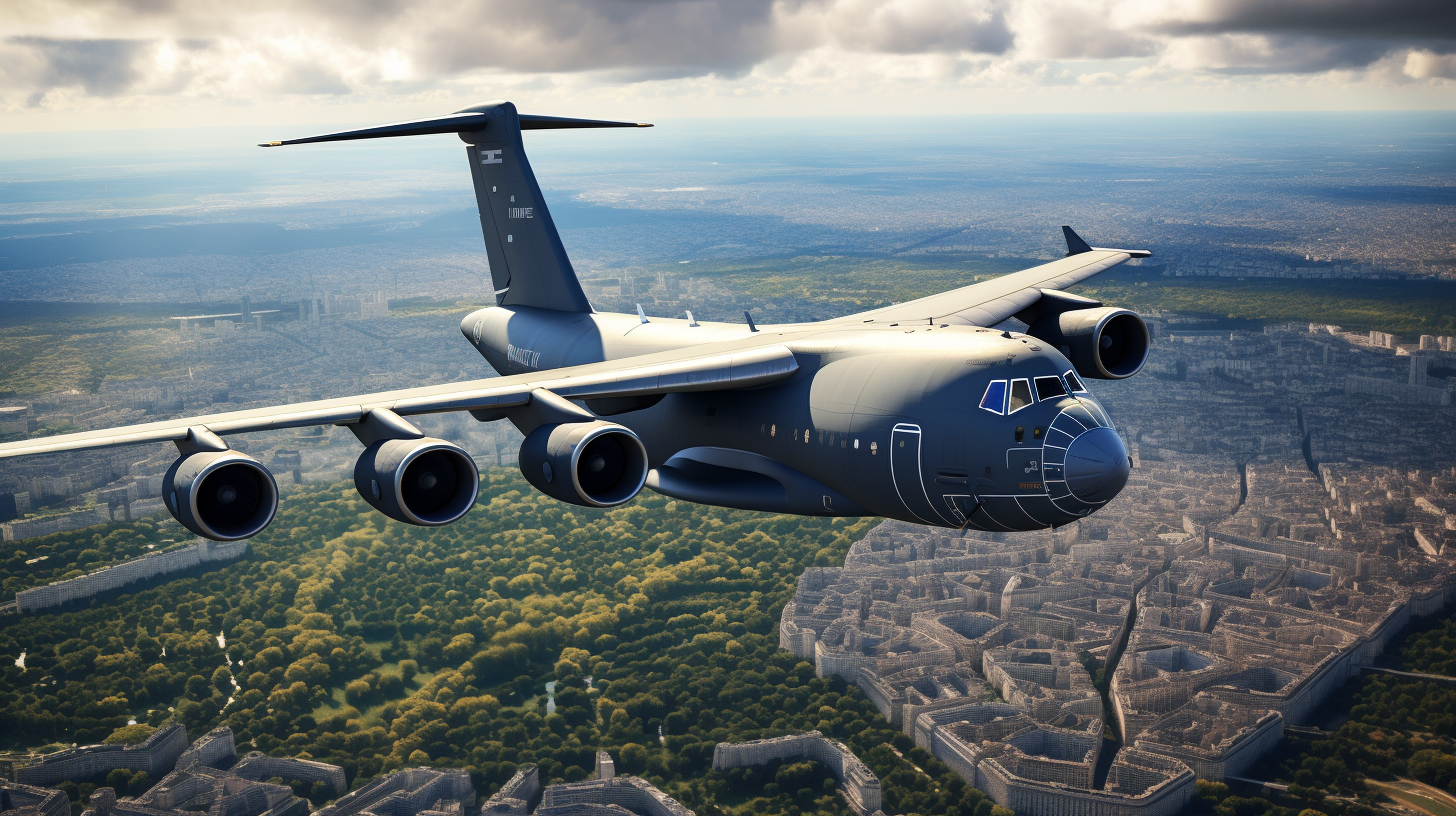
top-left (1143, 0), bottom-right (1456, 75)
top-left (1156, 0), bottom-right (1456, 41)
top-left (1160, 33), bottom-right (1397, 75)
top-left (783, 0), bottom-right (1014, 55)
top-left (407, 0), bottom-right (783, 77)
top-left (1405, 49), bottom-right (1456, 79)
top-left (273, 61), bottom-right (351, 95)
top-left (4, 36), bottom-right (155, 96)
top-left (0, 0), bottom-right (1452, 118)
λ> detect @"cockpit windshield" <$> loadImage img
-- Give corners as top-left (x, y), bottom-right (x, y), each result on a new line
top-left (1064, 370), bottom-right (1087, 393)
top-left (980, 380), bottom-right (1007, 414)
top-left (1008, 379), bottom-right (1033, 413)
top-left (1035, 376), bottom-right (1068, 401)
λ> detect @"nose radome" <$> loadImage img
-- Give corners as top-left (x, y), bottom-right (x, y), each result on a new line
top-left (1065, 427), bottom-right (1131, 504)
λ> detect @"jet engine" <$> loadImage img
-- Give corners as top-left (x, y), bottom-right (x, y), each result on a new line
top-left (165, 451), bottom-right (279, 540)
top-left (355, 438), bottom-right (480, 525)
top-left (1028, 306), bottom-right (1149, 380)
top-left (520, 420), bottom-right (649, 507)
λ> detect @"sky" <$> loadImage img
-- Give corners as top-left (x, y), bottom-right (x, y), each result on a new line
top-left (1, 0), bottom-right (1454, 133)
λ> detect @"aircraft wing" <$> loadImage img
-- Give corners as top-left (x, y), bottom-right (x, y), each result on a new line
top-left (0, 344), bottom-right (797, 459)
top-left (838, 228), bottom-right (1149, 328)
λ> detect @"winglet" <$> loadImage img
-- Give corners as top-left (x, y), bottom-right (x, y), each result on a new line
top-left (1063, 225), bottom-right (1152, 259)
top-left (1062, 226), bottom-right (1094, 256)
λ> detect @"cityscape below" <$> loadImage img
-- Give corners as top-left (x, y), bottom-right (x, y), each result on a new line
top-left (3, 112), bottom-right (1456, 816)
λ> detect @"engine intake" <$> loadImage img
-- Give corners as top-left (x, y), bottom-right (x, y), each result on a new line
top-left (1029, 306), bottom-right (1149, 380)
top-left (355, 438), bottom-right (480, 525)
top-left (165, 451), bottom-right (279, 540)
top-left (520, 421), bottom-right (649, 508)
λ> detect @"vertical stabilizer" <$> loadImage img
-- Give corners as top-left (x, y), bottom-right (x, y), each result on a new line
top-left (259, 101), bottom-right (652, 313)
top-left (460, 102), bottom-right (590, 312)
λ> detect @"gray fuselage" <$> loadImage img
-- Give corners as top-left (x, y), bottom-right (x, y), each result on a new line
top-left (461, 304), bottom-right (1132, 530)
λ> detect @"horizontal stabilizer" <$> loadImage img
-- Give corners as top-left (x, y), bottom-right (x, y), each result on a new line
top-left (260, 106), bottom-right (650, 147)
top-left (258, 100), bottom-right (652, 313)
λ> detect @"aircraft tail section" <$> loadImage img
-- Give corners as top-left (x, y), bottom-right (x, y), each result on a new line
top-left (261, 101), bottom-right (652, 313)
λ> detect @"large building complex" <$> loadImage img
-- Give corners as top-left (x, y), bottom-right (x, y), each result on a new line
top-left (479, 751), bottom-right (694, 816)
top-left (17, 725), bottom-right (188, 787)
top-left (77, 727), bottom-right (336, 816)
top-left (313, 768), bottom-right (471, 816)
top-left (713, 732), bottom-right (882, 815)
top-left (14, 539), bottom-right (248, 613)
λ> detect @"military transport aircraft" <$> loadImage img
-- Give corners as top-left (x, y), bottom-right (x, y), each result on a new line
top-left (0, 101), bottom-right (1152, 541)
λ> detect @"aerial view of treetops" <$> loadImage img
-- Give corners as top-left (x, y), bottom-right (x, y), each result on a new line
top-left (8, 470), bottom-right (1456, 816)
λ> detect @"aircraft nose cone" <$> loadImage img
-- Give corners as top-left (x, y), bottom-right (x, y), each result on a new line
top-left (1064, 427), bottom-right (1131, 504)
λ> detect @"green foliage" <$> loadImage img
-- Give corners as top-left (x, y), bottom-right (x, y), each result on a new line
top-left (1, 521), bottom-right (177, 599)
top-left (104, 769), bottom-right (133, 790)
top-left (1253, 610), bottom-right (1456, 815)
top-left (102, 724), bottom-right (156, 745)
top-left (709, 758), bottom-right (849, 816)
top-left (127, 772), bottom-right (151, 798)
top-left (0, 472), bottom-right (994, 814)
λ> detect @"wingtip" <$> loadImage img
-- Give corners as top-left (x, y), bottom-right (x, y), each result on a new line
top-left (258, 141), bottom-right (283, 147)
top-left (637, 123), bottom-right (654, 128)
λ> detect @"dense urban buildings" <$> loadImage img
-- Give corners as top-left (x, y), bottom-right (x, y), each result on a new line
top-left (780, 321), bottom-right (1456, 815)
top-left (0, 782), bottom-right (69, 816)
top-left (3, 281), bottom-right (1456, 814)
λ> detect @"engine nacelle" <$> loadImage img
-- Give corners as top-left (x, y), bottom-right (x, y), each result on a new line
top-left (1028, 306), bottom-right (1149, 380)
top-left (165, 451), bottom-right (279, 540)
top-left (354, 438), bottom-right (480, 525)
top-left (520, 421), bottom-right (649, 508)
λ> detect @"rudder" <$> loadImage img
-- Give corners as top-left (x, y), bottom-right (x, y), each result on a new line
top-left (461, 102), bottom-right (589, 312)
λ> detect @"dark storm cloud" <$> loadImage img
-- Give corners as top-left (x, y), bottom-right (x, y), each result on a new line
top-left (1165, 0), bottom-right (1456, 42)
top-left (6, 37), bottom-right (155, 96)
top-left (1208, 35), bottom-right (1399, 74)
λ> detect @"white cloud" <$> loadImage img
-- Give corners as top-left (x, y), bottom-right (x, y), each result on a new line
top-left (1405, 49), bottom-right (1456, 80)
top-left (0, 0), bottom-right (1451, 128)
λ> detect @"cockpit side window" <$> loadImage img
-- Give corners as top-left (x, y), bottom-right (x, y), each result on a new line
top-left (980, 380), bottom-right (1007, 414)
top-left (1035, 375), bottom-right (1068, 401)
top-left (1009, 379), bottom-right (1033, 413)
top-left (1064, 370), bottom-right (1087, 392)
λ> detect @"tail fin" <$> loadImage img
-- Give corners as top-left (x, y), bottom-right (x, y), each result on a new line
top-left (261, 101), bottom-right (651, 313)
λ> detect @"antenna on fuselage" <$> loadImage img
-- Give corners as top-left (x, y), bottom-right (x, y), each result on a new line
top-left (637, 304), bottom-right (650, 324)
top-left (744, 311), bottom-right (759, 333)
